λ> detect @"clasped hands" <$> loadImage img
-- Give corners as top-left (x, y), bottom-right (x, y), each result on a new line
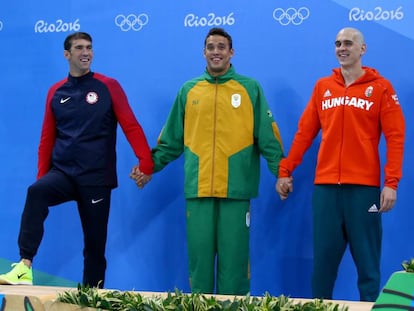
top-left (129, 165), bottom-right (152, 189)
top-left (275, 176), bottom-right (293, 200)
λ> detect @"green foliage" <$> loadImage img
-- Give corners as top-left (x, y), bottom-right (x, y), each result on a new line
top-left (402, 258), bottom-right (414, 272)
top-left (57, 285), bottom-right (348, 311)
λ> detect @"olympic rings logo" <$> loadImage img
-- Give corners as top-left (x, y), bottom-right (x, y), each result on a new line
top-left (115, 14), bottom-right (149, 32)
top-left (273, 7), bottom-right (310, 26)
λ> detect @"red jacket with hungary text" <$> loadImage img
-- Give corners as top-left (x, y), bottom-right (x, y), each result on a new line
top-left (279, 66), bottom-right (405, 189)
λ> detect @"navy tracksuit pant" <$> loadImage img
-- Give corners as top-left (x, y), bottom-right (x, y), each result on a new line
top-left (18, 168), bottom-right (111, 288)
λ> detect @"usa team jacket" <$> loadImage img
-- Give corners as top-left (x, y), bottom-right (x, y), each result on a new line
top-left (279, 67), bottom-right (405, 189)
top-left (152, 66), bottom-right (285, 199)
top-left (37, 72), bottom-right (153, 188)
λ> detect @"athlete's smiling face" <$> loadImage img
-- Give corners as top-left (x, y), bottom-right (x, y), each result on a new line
top-left (64, 38), bottom-right (94, 77)
top-left (203, 35), bottom-right (234, 77)
top-left (335, 29), bottom-right (366, 69)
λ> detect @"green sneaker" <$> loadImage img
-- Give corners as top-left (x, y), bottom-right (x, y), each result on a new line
top-left (0, 261), bottom-right (33, 285)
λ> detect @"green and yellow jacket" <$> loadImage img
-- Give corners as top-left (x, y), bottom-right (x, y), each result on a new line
top-left (152, 65), bottom-right (284, 199)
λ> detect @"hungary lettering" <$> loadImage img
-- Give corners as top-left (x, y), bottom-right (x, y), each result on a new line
top-left (321, 97), bottom-right (374, 111)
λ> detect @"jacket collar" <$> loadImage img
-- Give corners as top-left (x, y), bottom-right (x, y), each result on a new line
top-left (203, 65), bottom-right (235, 83)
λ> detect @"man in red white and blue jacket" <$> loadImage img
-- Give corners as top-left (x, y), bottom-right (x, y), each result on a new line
top-left (0, 32), bottom-right (153, 288)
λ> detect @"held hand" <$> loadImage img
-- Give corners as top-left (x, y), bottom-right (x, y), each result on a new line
top-left (275, 176), bottom-right (293, 200)
top-left (129, 165), bottom-right (152, 189)
top-left (379, 186), bottom-right (396, 212)
top-left (129, 165), bottom-right (140, 181)
top-left (137, 173), bottom-right (152, 189)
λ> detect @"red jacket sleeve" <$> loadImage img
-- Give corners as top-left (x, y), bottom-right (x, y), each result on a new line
top-left (37, 84), bottom-right (60, 179)
top-left (379, 80), bottom-right (405, 189)
top-left (278, 85), bottom-right (321, 177)
top-left (105, 78), bottom-right (154, 175)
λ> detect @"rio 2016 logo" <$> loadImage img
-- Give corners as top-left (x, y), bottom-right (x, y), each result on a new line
top-left (184, 12), bottom-right (235, 27)
top-left (349, 6), bottom-right (404, 21)
top-left (34, 19), bottom-right (81, 33)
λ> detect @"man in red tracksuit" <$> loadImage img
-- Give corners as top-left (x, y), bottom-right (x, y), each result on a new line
top-left (0, 32), bottom-right (153, 287)
top-left (276, 27), bottom-right (405, 301)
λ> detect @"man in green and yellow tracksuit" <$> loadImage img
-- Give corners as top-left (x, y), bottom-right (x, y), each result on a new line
top-left (135, 28), bottom-right (284, 295)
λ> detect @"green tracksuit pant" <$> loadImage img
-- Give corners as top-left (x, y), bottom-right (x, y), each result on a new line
top-left (312, 184), bottom-right (382, 302)
top-left (186, 198), bottom-right (250, 295)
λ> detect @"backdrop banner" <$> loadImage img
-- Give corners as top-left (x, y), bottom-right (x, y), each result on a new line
top-left (0, 0), bottom-right (413, 301)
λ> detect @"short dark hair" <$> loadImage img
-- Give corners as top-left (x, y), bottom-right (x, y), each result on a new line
top-left (204, 28), bottom-right (233, 49)
top-left (64, 32), bottom-right (92, 51)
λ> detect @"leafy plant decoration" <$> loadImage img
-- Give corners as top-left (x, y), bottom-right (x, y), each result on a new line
top-left (402, 258), bottom-right (414, 272)
top-left (57, 285), bottom-right (349, 311)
